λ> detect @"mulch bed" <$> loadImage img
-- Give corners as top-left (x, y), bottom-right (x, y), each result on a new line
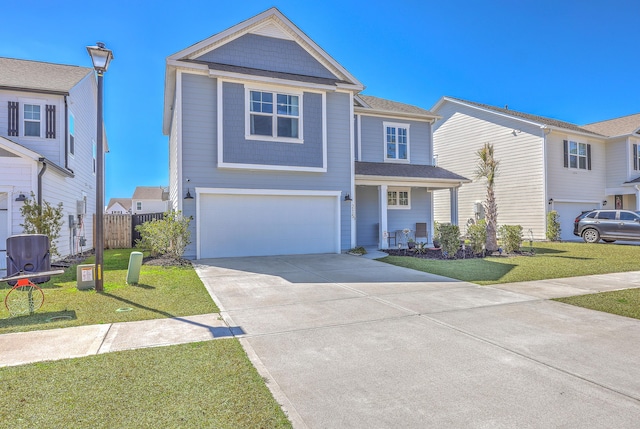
top-left (142, 255), bottom-right (192, 267)
top-left (382, 247), bottom-right (535, 260)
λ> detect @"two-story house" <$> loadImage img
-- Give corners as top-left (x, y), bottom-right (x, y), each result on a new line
top-left (1, 57), bottom-right (98, 273)
top-left (431, 96), bottom-right (632, 242)
top-left (163, 8), bottom-right (468, 259)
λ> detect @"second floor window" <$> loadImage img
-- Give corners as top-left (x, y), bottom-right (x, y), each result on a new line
top-left (563, 139), bottom-right (591, 170)
top-left (384, 122), bottom-right (409, 162)
top-left (136, 201), bottom-right (142, 211)
top-left (69, 114), bottom-right (75, 156)
top-left (247, 89), bottom-right (301, 141)
top-left (24, 104), bottom-right (41, 137)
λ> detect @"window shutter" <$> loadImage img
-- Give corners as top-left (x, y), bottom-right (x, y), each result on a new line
top-left (563, 140), bottom-right (568, 168)
top-left (634, 144), bottom-right (638, 171)
top-left (8, 101), bottom-right (19, 136)
top-left (45, 105), bottom-right (56, 138)
top-left (587, 144), bottom-right (591, 170)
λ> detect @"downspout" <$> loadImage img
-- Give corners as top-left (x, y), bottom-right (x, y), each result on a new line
top-left (37, 158), bottom-right (48, 213)
top-left (64, 96), bottom-right (69, 170)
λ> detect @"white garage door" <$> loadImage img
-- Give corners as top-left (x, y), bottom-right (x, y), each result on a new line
top-left (553, 202), bottom-right (599, 241)
top-left (199, 192), bottom-right (340, 258)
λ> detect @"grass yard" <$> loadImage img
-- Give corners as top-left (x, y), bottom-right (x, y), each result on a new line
top-left (0, 339), bottom-right (292, 428)
top-left (381, 242), bottom-right (640, 285)
top-left (554, 288), bottom-right (640, 320)
top-left (0, 250), bottom-right (218, 334)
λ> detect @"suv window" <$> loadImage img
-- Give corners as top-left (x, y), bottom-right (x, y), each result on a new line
top-left (620, 211), bottom-right (640, 221)
top-left (585, 212), bottom-right (597, 218)
top-left (597, 211), bottom-right (617, 220)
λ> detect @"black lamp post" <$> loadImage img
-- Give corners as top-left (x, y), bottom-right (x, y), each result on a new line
top-left (86, 42), bottom-right (113, 292)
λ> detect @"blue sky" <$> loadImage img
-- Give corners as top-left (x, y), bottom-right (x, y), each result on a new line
top-left (2, 0), bottom-right (639, 203)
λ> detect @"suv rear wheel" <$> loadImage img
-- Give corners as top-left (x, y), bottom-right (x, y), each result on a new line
top-left (582, 228), bottom-right (600, 243)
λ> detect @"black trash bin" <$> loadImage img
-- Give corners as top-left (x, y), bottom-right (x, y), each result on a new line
top-left (6, 234), bottom-right (51, 285)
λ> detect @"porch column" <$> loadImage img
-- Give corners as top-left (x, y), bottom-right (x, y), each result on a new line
top-left (636, 186), bottom-right (640, 211)
top-left (450, 187), bottom-right (459, 225)
top-left (379, 184), bottom-right (388, 249)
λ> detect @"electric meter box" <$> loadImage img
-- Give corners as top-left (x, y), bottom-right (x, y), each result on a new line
top-left (76, 264), bottom-right (95, 290)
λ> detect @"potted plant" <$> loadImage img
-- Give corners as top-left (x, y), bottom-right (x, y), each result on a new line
top-left (408, 238), bottom-right (416, 249)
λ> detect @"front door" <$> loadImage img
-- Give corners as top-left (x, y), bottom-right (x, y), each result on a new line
top-left (0, 193), bottom-right (8, 277)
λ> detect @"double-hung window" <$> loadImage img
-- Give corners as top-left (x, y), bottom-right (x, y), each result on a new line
top-left (387, 188), bottom-right (410, 209)
top-left (24, 104), bottom-right (41, 137)
top-left (563, 139), bottom-right (591, 170)
top-left (384, 122), bottom-right (409, 162)
top-left (69, 114), bottom-right (75, 156)
top-left (247, 88), bottom-right (301, 142)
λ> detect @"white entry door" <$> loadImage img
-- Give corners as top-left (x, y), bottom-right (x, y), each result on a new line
top-left (199, 191), bottom-right (340, 258)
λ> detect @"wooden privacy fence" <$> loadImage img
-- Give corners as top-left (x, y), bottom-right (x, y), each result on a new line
top-left (95, 212), bottom-right (164, 249)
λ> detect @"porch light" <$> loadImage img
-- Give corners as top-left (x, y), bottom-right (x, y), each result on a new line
top-left (548, 198), bottom-right (553, 205)
top-left (14, 193), bottom-right (26, 202)
top-left (184, 188), bottom-right (194, 200)
top-left (602, 200), bottom-right (607, 206)
top-left (344, 194), bottom-right (352, 202)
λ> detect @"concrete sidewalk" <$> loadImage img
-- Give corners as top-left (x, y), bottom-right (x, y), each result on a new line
top-left (0, 313), bottom-right (234, 367)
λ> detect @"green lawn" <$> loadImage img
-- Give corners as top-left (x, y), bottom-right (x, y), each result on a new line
top-left (554, 288), bottom-right (640, 320)
top-left (0, 250), bottom-right (218, 334)
top-left (380, 242), bottom-right (640, 285)
top-left (0, 340), bottom-right (292, 428)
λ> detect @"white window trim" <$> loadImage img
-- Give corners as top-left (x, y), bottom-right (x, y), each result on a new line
top-left (568, 140), bottom-right (588, 170)
top-left (19, 97), bottom-right (45, 139)
top-left (383, 121), bottom-right (410, 163)
top-left (136, 201), bottom-right (142, 211)
top-left (244, 86), bottom-right (304, 144)
top-left (92, 139), bottom-right (97, 176)
top-left (387, 187), bottom-right (411, 210)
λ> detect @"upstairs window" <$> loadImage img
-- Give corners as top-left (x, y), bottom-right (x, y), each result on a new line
top-left (69, 114), bottom-right (75, 156)
top-left (246, 88), bottom-right (302, 142)
top-left (633, 143), bottom-right (639, 170)
top-left (563, 139), bottom-right (591, 170)
top-left (384, 122), bottom-right (409, 162)
top-left (136, 201), bottom-right (142, 211)
top-left (24, 104), bottom-right (41, 137)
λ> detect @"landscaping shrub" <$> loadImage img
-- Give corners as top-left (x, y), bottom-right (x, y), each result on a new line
top-left (499, 224), bottom-right (523, 253)
top-left (136, 211), bottom-right (191, 259)
top-left (438, 223), bottom-right (461, 258)
top-left (467, 219), bottom-right (487, 254)
top-left (546, 210), bottom-right (561, 241)
top-left (19, 193), bottom-right (64, 256)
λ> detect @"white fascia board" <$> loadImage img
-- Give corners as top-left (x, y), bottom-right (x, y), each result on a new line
top-left (0, 136), bottom-right (41, 160)
top-left (211, 71), bottom-right (336, 92)
top-left (546, 128), bottom-right (607, 141)
top-left (195, 188), bottom-right (341, 197)
top-left (354, 107), bottom-right (440, 123)
top-left (355, 175), bottom-right (470, 187)
top-left (217, 161), bottom-right (327, 173)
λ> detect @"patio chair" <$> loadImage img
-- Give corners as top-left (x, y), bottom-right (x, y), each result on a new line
top-left (415, 223), bottom-right (428, 242)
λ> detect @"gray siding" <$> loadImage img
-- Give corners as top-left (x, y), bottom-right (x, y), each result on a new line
top-left (196, 34), bottom-right (336, 79)
top-left (359, 116), bottom-right (432, 165)
top-left (179, 73), bottom-right (352, 258)
top-left (222, 82), bottom-right (323, 168)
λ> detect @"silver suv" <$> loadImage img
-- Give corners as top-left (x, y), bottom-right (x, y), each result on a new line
top-left (574, 209), bottom-right (640, 243)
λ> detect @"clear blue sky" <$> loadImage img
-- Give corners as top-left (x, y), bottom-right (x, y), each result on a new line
top-left (2, 0), bottom-right (639, 203)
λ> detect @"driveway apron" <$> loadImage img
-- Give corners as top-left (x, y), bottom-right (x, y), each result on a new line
top-left (195, 254), bottom-right (640, 428)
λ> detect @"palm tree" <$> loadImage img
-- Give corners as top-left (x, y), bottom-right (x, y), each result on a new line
top-left (475, 143), bottom-right (499, 252)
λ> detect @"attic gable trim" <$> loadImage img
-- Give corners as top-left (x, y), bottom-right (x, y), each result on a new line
top-left (354, 107), bottom-right (440, 123)
top-left (0, 86), bottom-right (69, 96)
top-left (167, 7), bottom-right (363, 89)
top-left (0, 136), bottom-right (41, 160)
top-left (432, 96), bottom-right (545, 129)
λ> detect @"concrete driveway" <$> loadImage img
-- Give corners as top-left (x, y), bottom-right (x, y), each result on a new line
top-left (194, 254), bottom-right (640, 428)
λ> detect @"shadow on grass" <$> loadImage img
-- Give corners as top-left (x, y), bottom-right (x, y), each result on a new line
top-left (129, 283), bottom-right (156, 290)
top-left (0, 310), bottom-right (77, 328)
top-left (532, 247), bottom-right (567, 255)
top-left (100, 292), bottom-right (175, 319)
top-left (457, 258), bottom-right (517, 283)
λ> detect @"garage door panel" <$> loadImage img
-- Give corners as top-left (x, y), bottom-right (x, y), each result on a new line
top-left (554, 202), bottom-right (599, 241)
top-left (200, 194), bottom-right (339, 258)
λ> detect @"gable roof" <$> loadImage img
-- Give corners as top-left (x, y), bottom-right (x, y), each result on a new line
top-left (433, 96), bottom-right (605, 138)
top-left (163, 7), bottom-right (364, 133)
top-left (355, 161), bottom-right (469, 183)
top-left (582, 113), bottom-right (640, 137)
top-left (106, 198), bottom-right (132, 211)
top-left (0, 57), bottom-right (92, 95)
top-left (355, 95), bottom-right (439, 120)
top-left (132, 186), bottom-right (168, 201)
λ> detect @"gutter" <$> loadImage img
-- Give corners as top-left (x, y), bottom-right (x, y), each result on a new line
top-left (0, 85), bottom-right (69, 96)
top-left (37, 157), bottom-right (75, 207)
top-left (64, 95), bottom-right (73, 173)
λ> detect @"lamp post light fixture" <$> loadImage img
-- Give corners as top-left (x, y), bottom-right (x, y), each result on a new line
top-left (87, 42), bottom-right (113, 292)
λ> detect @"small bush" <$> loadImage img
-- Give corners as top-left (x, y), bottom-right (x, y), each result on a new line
top-left (438, 223), bottom-right (461, 258)
top-left (135, 211), bottom-right (191, 259)
top-left (19, 193), bottom-right (64, 256)
top-left (414, 242), bottom-right (428, 254)
top-left (499, 224), bottom-right (523, 253)
top-left (467, 219), bottom-right (487, 254)
top-left (348, 246), bottom-right (367, 255)
top-left (546, 210), bottom-right (561, 241)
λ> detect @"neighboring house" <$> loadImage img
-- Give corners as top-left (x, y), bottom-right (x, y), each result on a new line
top-left (0, 57), bottom-right (99, 274)
top-left (163, 8), bottom-right (468, 259)
top-left (105, 198), bottom-right (132, 214)
top-left (431, 96), bottom-right (612, 241)
top-left (131, 186), bottom-right (169, 214)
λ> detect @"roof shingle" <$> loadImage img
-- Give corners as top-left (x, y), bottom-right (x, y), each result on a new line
top-left (355, 161), bottom-right (469, 182)
top-left (0, 57), bottom-right (92, 94)
top-left (582, 113), bottom-right (640, 137)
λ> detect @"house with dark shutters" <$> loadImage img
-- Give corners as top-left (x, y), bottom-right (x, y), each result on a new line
top-left (0, 57), bottom-right (100, 274)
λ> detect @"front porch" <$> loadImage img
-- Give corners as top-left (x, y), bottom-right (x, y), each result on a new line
top-left (353, 162), bottom-right (469, 249)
